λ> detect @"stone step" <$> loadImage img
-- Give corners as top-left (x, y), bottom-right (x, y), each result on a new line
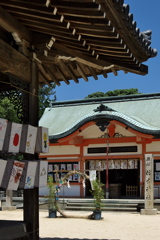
top-left (64, 199), bottom-right (139, 212)
top-left (60, 199), bottom-right (144, 204)
top-left (65, 206), bottom-right (137, 212)
top-left (66, 202), bottom-right (137, 207)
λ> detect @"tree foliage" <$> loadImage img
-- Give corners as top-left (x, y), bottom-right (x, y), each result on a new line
top-left (0, 97), bottom-right (23, 160)
top-left (85, 88), bottom-right (141, 99)
top-left (0, 97), bottom-right (20, 123)
top-left (0, 84), bottom-right (56, 122)
top-left (90, 179), bottom-right (104, 211)
top-left (39, 83), bottom-right (56, 119)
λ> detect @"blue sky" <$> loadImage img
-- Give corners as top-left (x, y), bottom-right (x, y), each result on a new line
top-left (55, 0), bottom-right (160, 101)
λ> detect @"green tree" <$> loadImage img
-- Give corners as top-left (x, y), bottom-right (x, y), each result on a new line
top-left (85, 88), bottom-right (141, 99)
top-left (39, 83), bottom-right (56, 119)
top-left (0, 97), bottom-right (23, 160)
top-left (0, 84), bottom-right (56, 122)
top-left (0, 97), bottom-right (20, 123)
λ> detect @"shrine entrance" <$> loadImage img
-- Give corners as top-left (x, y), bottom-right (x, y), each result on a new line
top-left (85, 159), bottom-right (140, 198)
top-left (103, 159), bottom-right (140, 198)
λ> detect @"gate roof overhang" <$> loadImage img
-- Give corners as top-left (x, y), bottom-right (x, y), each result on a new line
top-left (0, 0), bottom-right (157, 89)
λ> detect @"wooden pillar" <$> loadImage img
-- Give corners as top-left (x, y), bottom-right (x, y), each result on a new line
top-left (79, 145), bottom-right (84, 197)
top-left (106, 141), bottom-right (109, 198)
top-left (23, 59), bottom-right (39, 240)
top-left (80, 158), bottom-right (84, 197)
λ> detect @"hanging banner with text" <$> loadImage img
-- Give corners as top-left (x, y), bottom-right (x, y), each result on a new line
top-left (144, 154), bottom-right (154, 209)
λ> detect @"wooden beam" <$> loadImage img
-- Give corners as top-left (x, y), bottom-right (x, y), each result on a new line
top-left (56, 66), bottom-right (70, 85)
top-left (39, 72), bottom-right (51, 86)
top-left (37, 63), bottom-right (52, 87)
top-left (54, 42), bottom-right (110, 70)
top-left (88, 66), bottom-right (98, 80)
top-left (76, 63), bottom-right (88, 82)
top-left (102, 71), bottom-right (108, 78)
top-left (46, 67), bottom-right (61, 86)
top-left (55, 9), bottom-right (106, 19)
top-left (53, 42), bottom-right (148, 75)
top-left (111, 67), bottom-right (118, 76)
top-left (0, 6), bottom-right (32, 43)
top-left (75, 29), bottom-right (118, 39)
top-left (0, 39), bottom-right (30, 82)
top-left (59, 60), bottom-right (79, 83)
top-left (50, 1), bottom-right (101, 11)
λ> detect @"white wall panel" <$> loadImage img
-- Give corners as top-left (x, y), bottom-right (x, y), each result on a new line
top-left (41, 145), bottom-right (80, 156)
top-left (146, 142), bottom-right (160, 152)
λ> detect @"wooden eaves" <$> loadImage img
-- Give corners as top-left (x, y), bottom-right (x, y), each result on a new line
top-left (0, 0), bottom-right (157, 89)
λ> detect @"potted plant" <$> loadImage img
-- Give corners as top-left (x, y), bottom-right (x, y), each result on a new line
top-left (89, 178), bottom-right (105, 220)
top-left (47, 175), bottom-right (58, 218)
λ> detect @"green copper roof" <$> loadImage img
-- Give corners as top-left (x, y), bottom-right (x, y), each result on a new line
top-left (39, 93), bottom-right (160, 140)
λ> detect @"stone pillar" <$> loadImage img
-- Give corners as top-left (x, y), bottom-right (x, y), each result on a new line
top-left (2, 190), bottom-right (16, 211)
top-left (141, 154), bottom-right (157, 215)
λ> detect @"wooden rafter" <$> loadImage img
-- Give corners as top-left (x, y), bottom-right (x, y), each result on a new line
top-left (0, 0), bottom-right (156, 87)
top-left (0, 39), bottom-right (30, 82)
top-left (0, 6), bottom-right (31, 43)
top-left (76, 63), bottom-right (88, 82)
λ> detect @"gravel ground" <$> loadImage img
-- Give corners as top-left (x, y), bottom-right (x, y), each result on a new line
top-left (0, 209), bottom-right (160, 240)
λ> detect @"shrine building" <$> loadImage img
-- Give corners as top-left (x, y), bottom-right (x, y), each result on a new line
top-left (39, 92), bottom-right (160, 199)
top-left (0, 0), bottom-right (158, 238)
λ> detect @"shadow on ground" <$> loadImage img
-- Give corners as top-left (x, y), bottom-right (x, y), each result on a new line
top-left (40, 238), bottom-right (120, 240)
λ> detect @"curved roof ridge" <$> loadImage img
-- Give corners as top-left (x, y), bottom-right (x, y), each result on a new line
top-left (49, 110), bottom-right (160, 140)
top-left (52, 92), bottom-right (160, 107)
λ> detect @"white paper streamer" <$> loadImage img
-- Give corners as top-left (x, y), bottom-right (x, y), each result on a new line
top-left (67, 180), bottom-right (71, 188)
top-left (89, 170), bottom-right (96, 190)
top-left (82, 179), bottom-right (86, 188)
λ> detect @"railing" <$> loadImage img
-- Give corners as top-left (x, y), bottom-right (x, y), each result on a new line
top-left (126, 186), bottom-right (137, 197)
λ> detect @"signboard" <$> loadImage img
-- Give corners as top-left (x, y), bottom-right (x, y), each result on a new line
top-left (154, 160), bottom-right (160, 182)
top-left (144, 154), bottom-right (154, 209)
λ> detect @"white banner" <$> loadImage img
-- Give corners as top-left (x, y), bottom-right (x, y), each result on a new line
top-left (36, 127), bottom-right (49, 153)
top-left (108, 160), bottom-right (115, 169)
top-left (25, 125), bottom-right (38, 154)
top-left (120, 160), bottom-right (128, 169)
top-left (7, 161), bottom-right (25, 190)
top-left (0, 118), bottom-right (8, 151)
top-left (0, 159), bottom-right (7, 186)
top-left (39, 161), bottom-right (48, 187)
top-left (24, 162), bottom-right (38, 189)
top-left (8, 123), bottom-right (22, 153)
